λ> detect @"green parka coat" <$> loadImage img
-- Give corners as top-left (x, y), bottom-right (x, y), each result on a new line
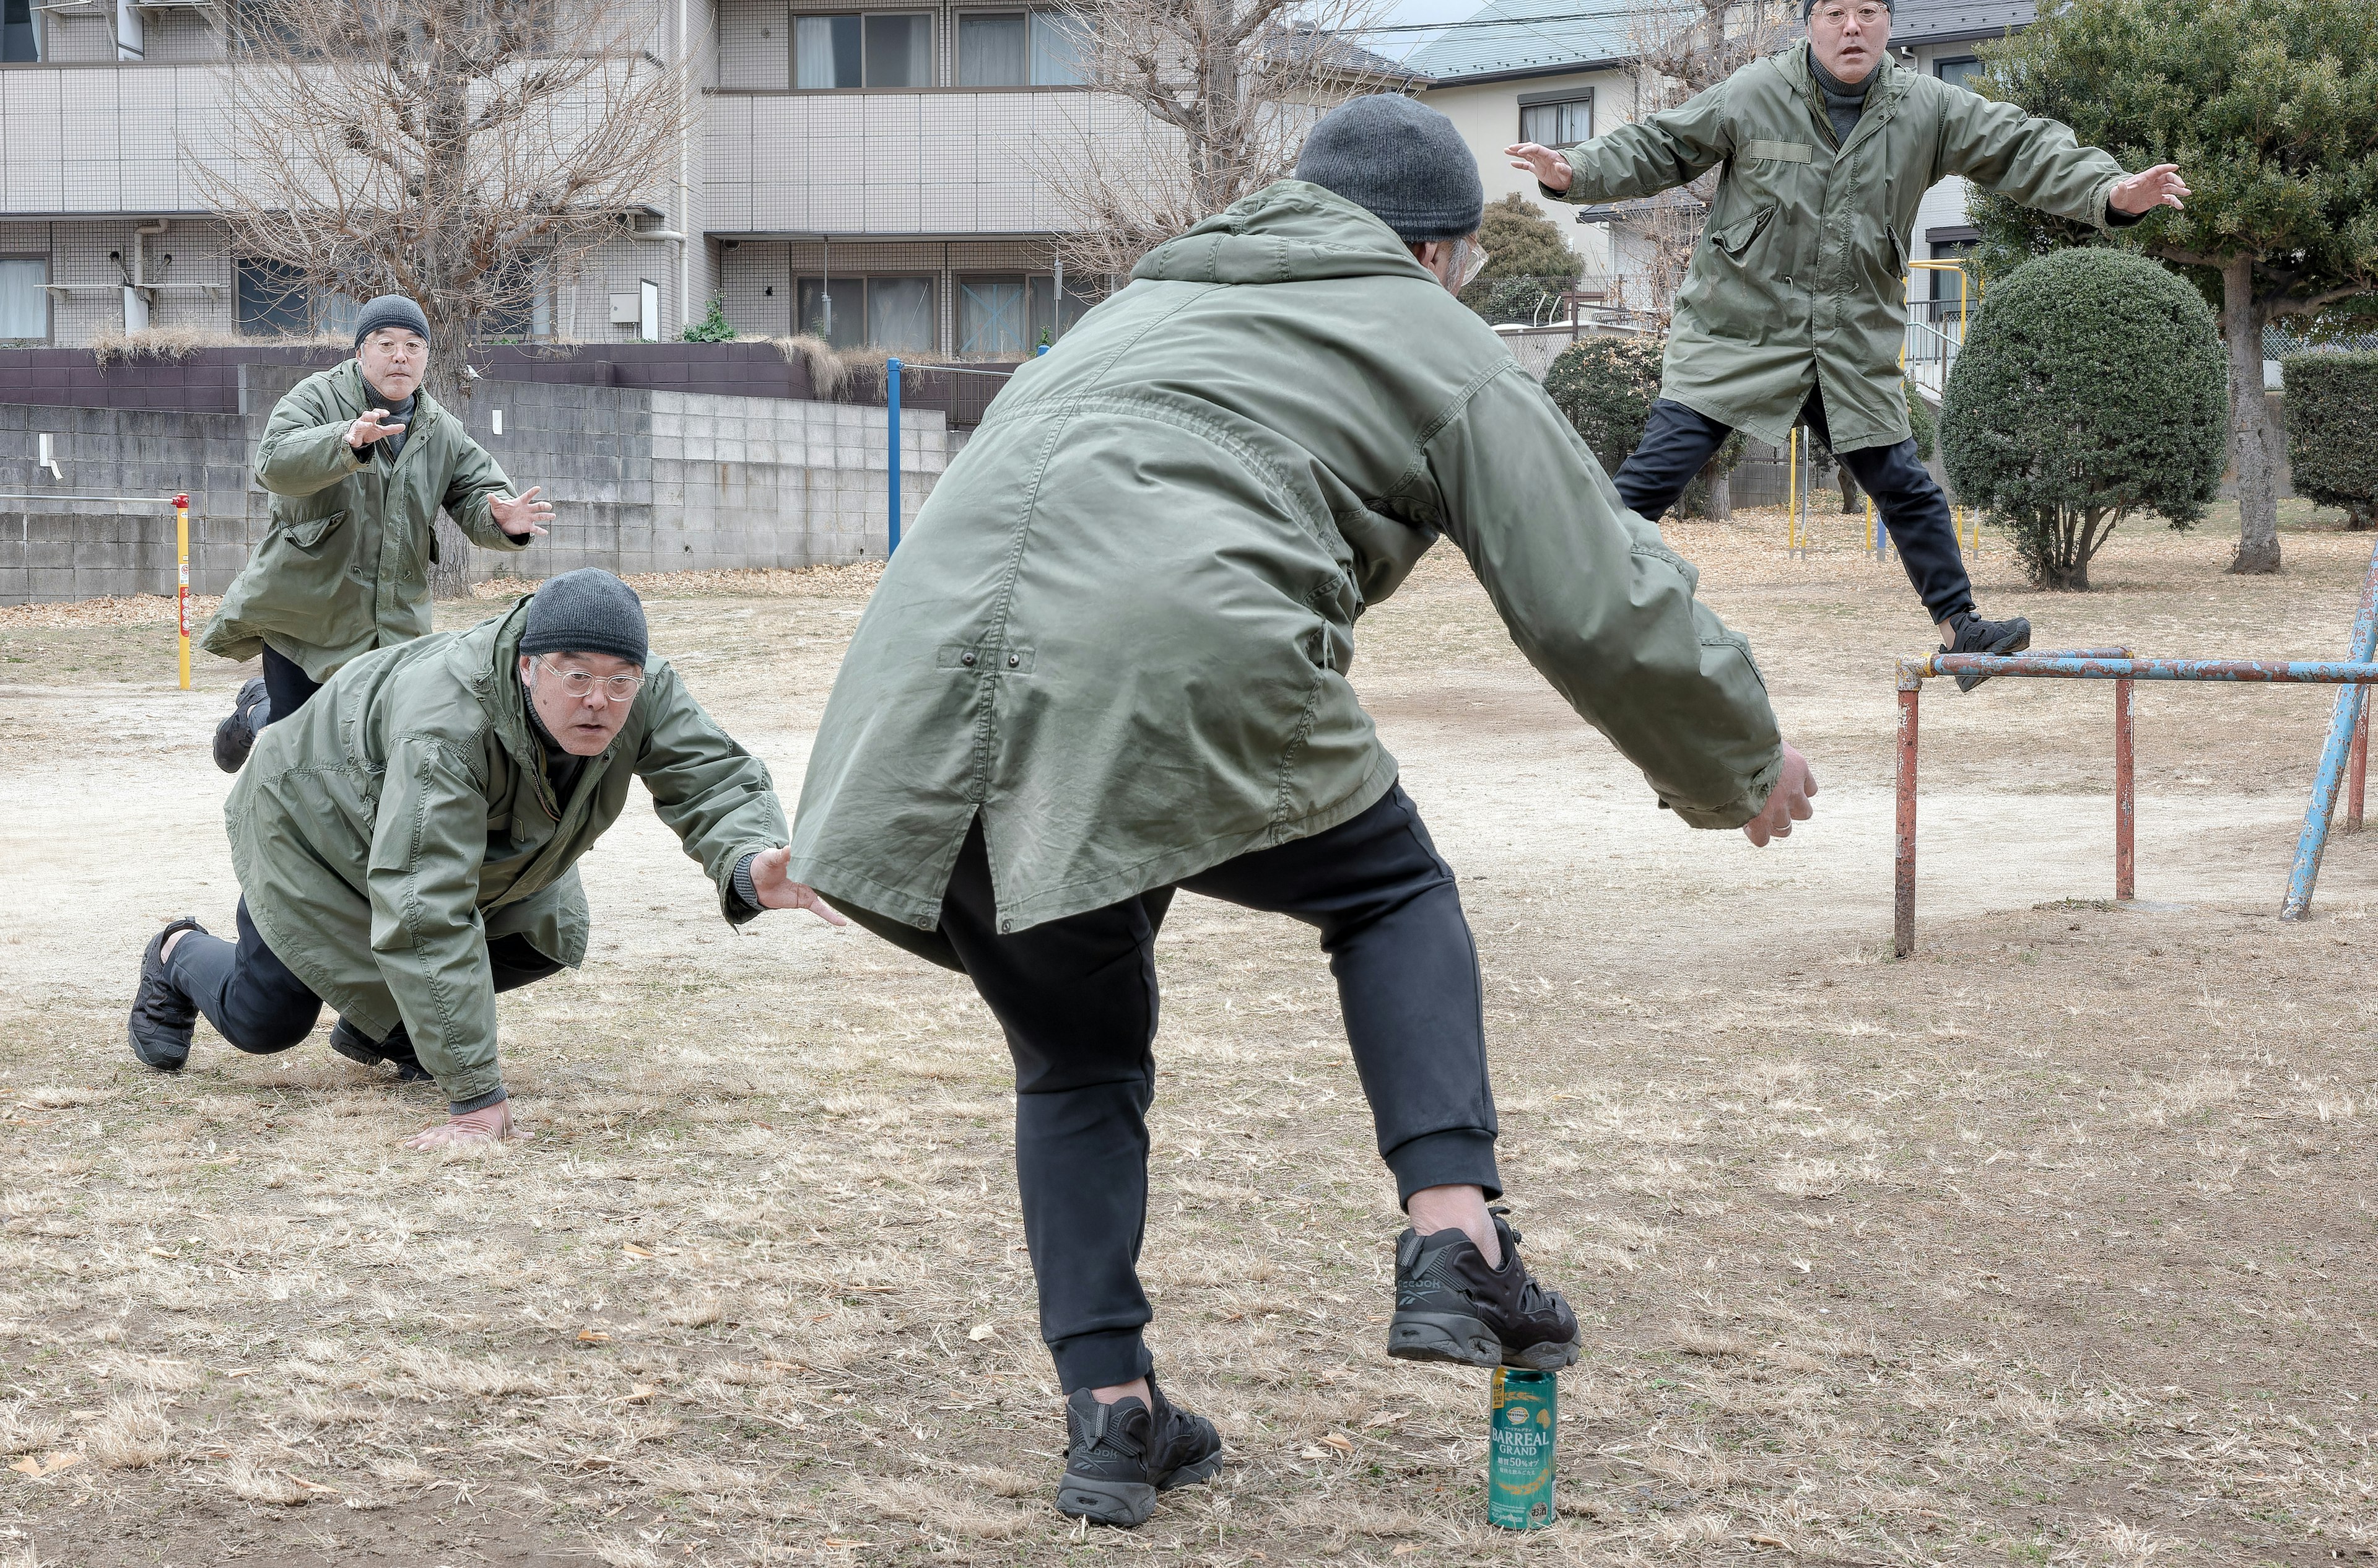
top-left (203, 360), bottom-right (528, 681)
top-left (786, 181), bottom-right (1782, 941)
top-left (226, 596), bottom-right (788, 1110)
top-left (1546, 45), bottom-right (2131, 452)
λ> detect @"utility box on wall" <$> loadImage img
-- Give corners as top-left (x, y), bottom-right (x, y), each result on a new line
top-left (609, 293), bottom-right (640, 327)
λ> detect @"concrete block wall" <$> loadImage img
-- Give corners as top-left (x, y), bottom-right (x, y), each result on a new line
top-left (0, 376), bottom-right (949, 605)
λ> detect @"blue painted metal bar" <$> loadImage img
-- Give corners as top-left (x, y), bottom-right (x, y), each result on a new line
top-left (2281, 536), bottom-right (2378, 919)
top-left (886, 356), bottom-right (902, 555)
top-left (1926, 655), bottom-right (2378, 684)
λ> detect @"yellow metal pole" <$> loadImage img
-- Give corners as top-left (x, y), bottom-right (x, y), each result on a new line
top-left (1788, 427), bottom-right (1798, 549)
top-left (175, 492), bottom-right (190, 692)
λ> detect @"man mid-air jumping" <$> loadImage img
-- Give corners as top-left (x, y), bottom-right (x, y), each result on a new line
top-left (1507, 0), bottom-right (2188, 688)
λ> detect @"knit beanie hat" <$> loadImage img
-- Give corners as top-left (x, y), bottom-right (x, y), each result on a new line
top-left (352, 294), bottom-right (431, 351)
top-left (1293, 95), bottom-right (1484, 243)
top-left (521, 569), bottom-right (649, 668)
top-left (1803, 0), bottom-right (1892, 15)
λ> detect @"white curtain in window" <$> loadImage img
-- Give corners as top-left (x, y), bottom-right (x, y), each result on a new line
top-left (959, 14), bottom-right (1027, 86)
top-left (1030, 11), bottom-right (1085, 85)
top-left (0, 259), bottom-right (46, 339)
top-left (1518, 98), bottom-right (1590, 147)
top-left (795, 15), bottom-right (848, 89)
top-left (869, 277), bottom-right (935, 352)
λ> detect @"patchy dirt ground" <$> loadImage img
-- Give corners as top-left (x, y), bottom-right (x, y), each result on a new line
top-left (6, 505), bottom-right (2378, 1567)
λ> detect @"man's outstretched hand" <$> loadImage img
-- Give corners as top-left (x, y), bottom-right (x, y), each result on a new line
top-left (2110, 163), bottom-right (2189, 216)
top-left (404, 1099), bottom-right (531, 1151)
top-left (747, 847), bottom-right (849, 924)
top-left (490, 486), bottom-right (554, 539)
top-left (1504, 142), bottom-right (1574, 193)
top-left (1743, 743), bottom-right (1818, 847)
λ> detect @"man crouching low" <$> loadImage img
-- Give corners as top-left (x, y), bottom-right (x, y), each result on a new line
top-left (128, 568), bottom-right (843, 1148)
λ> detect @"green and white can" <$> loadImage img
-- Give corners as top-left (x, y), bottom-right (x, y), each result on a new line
top-left (1487, 1367), bottom-right (1557, 1529)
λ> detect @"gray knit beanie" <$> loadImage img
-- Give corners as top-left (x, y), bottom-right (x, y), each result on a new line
top-left (521, 569), bottom-right (649, 668)
top-left (351, 294), bottom-right (431, 351)
top-left (1293, 95), bottom-right (1484, 243)
top-left (1803, 0), bottom-right (1891, 16)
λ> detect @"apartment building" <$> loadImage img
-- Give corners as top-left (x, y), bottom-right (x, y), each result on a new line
top-left (0, 0), bottom-right (1141, 355)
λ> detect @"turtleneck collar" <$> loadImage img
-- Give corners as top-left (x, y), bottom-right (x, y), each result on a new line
top-left (1808, 46), bottom-right (1876, 100)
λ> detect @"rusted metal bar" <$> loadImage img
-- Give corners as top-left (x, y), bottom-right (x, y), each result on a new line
top-left (1931, 655), bottom-right (2378, 684)
top-left (1894, 660), bottom-right (1922, 959)
top-left (2348, 690), bottom-right (2369, 834)
top-left (2114, 674), bottom-right (2135, 901)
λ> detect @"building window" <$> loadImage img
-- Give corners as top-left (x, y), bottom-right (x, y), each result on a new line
top-left (957, 11), bottom-right (1085, 86)
top-left (796, 276), bottom-right (935, 351)
top-left (1028, 274), bottom-right (1094, 344)
top-left (236, 258), bottom-right (313, 338)
top-left (2, 0), bottom-right (38, 63)
top-left (1935, 55), bottom-right (1983, 91)
top-left (1518, 94), bottom-right (1591, 147)
top-left (0, 258), bottom-right (47, 341)
top-left (795, 12), bottom-right (931, 89)
top-left (958, 276), bottom-right (1027, 354)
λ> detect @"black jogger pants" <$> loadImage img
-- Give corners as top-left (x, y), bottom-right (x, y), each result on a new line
top-left (259, 645), bottom-right (322, 729)
top-left (1611, 390), bottom-right (1975, 626)
top-left (934, 782), bottom-right (1500, 1392)
top-left (168, 897), bottom-right (564, 1068)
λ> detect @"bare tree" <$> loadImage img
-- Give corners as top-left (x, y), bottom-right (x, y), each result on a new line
top-left (185, 0), bottom-right (691, 403)
top-left (1605, 0), bottom-right (1793, 326)
top-left (1037, 0), bottom-right (1402, 281)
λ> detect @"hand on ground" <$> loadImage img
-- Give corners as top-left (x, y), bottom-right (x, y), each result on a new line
top-left (748, 847), bottom-right (850, 923)
top-left (2110, 163), bottom-right (2188, 215)
top-left (1504, 142), bottom-right (1573, 191)
top-left (403, 1100), bottom-right (531, 1151)
top-left (1743, 742), bottom-right (1818, 847)
top-left (346, 407), bottom-right (406, 449)
top-left (490, 486), bottom-right (553, 538)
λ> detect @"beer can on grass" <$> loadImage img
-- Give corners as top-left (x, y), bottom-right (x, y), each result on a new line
top-left (1487, 1367), bottom-right (1557, 1529)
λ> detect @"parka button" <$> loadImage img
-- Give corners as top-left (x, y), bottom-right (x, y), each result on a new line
top-left (1007, 653), bottom-right (1019, 668)
top-left (960, 651), bottom-right (976, 666)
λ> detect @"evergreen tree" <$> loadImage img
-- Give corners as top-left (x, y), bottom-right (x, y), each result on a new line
top-left (1460, 194), bottom-right (1584, 326)
top-left (1965, 0), bottom-right (2378, 575)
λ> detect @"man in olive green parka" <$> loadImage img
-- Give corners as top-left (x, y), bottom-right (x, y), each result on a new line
top-left (1507, 0), bottom-right (2190, 686)
top-left (786, 95), bottom-right (1817, 1528)
top-left (134, 569), bottom-right (842, 1148)
top-left (204, 295), bottom-right (555, 767)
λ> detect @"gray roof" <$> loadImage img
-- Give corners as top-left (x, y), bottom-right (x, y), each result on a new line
top-left (1885, 0), bottom-right (2036, 48)
top-left (1401, 0), bottom-right (1635, 85)
top-left (1403, 0), bottom-right (2034, 85)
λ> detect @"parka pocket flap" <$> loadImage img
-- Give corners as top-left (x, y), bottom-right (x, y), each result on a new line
top-left (1743, 139), bottom-right (1813, 163)
top-left (281, 510), bottom-right (347, 549)
top-left (1709, 205), bottom-right (1777, 257)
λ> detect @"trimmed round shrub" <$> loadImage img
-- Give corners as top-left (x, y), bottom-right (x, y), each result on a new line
top-left (2283, 352), bottom-right (2378, 530)
top-left (1940, 248), bottom-right (2226, 590)
top-left (1543, 334), bottom-right (1741, 517)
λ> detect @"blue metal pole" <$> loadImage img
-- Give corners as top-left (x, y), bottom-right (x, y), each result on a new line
top-left (2281, 534), bottom-right (2378, 919)
top-left (886, 357), bottom-right (901, 555)
top-left (1927, 655), bottom-right (2378, 683)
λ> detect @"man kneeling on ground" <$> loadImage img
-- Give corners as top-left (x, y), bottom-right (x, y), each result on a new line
top-left (782, 94), bottom-right (1817, 1527)
top-left (131, 568), bottom-right (842, 1147)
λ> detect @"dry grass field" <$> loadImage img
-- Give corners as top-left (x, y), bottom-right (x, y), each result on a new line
top-left (6, 502), bottom-right (2378, 1567)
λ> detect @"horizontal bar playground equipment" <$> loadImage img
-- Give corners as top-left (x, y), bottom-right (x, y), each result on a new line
top-left (1892, 539), bottom-right (2378, 957)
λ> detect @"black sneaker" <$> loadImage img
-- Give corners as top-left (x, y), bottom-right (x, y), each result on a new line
top-left (328, 1018), bottom-right (432, 1082)
top-left (211, 677), bottom-right (271, 773)
top-left (1387, 1211), bottom-right (1580, 1370)
top-left (1942, 611), bottom-right (2032, 693)
top-left (128, 917), bottom-right (209, 1071)
top-left (1055, 1377), bottom-right (1223, 1528)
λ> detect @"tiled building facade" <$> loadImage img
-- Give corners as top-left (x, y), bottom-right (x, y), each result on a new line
top-left (0, 0), bottom-right (1134, 355)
